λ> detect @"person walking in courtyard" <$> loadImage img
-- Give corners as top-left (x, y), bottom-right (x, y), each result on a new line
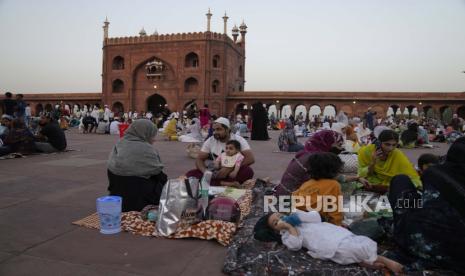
top-left (251, 101), bottom-right (269, 140)
top-left (199, 104), bottom-right (211, 129)
top-left (364, 107), bottom-right (375, 130)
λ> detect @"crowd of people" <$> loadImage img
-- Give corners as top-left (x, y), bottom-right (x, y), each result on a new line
top-left (0, 92), bottom-right (67, 156)
top-left (104, 102), bottom-right (464, 274)
top-left (275, 107), bottom-right (465, 154)
top-left (3, 92), bottom-right (465, 274)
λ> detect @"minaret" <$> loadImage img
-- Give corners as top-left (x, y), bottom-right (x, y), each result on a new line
top-left (206, 8), bottom-right (212, 32)
top-left (239, 21), bottom-right (247, 45)
top-left (222, 12), bottom-right (229, 35)
top-left (232, 24), bottom-right (239, 42)
top-left (103, 17), bottom-right (109, 40)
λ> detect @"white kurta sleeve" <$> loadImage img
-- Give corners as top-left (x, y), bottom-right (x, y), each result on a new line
top-left (281, 230), bottom-right (303, 251)
top-left (295, 210), bottom-right (322, 223)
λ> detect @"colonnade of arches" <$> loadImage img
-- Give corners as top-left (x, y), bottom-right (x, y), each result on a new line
top-left (29, 102), bottom-right (106, 116)
top-left (233, 102), bottom-right (465, 123)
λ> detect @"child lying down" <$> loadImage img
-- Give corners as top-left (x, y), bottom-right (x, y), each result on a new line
top-left (254, 210), bottom-right (403, 274)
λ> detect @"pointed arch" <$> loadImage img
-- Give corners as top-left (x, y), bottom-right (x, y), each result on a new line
top-left (112, 56), bottom-right (124, 70)
top-left (184, 77), bottom-right (199, 93)
top-left (185, 52), bottom-right (199, 67)
top-left (112, 79), bottom-right (124, 93)
top-left (212, 80), bottom-right (220, 93)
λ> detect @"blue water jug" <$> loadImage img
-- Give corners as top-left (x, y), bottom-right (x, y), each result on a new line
top-left (96, 196), bottom-right (122, 234)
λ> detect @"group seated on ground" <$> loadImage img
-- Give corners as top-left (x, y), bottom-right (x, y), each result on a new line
top-left (0, 113), bottom-right (67, 156)
top-left (87, 102), bottom-right (465, 274)
top-left (4, 91), bottom-right (465, 274)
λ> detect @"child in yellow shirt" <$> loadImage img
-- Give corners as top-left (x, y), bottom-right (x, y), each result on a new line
top-left (292, 152), bottom-right (344, 225)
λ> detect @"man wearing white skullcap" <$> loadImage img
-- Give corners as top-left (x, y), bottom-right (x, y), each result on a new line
top-left (185, 117), bottom-right (255, 186)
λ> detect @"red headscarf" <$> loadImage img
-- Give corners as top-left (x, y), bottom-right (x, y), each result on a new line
top-left (303, 130), bottom-right (344, 154)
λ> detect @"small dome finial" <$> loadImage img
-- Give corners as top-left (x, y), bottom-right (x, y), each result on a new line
top-left (240, 20), bottom-right (247, 30)
top-left (139, 27), bottom-right (147, 36)
top-left (231, 24), bottom-right (239, 42)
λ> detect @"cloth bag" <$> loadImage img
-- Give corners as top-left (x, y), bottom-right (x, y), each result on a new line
top-left (207, 196), bottom-right (241, 223)
top-left (156, 177), bottom-right (201, 236)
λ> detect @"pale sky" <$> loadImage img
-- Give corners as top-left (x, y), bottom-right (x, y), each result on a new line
top-left (1, 0), bottom-right (465, 93)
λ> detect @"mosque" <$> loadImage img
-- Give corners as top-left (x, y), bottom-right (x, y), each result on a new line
top-left (2, 10), bottom-right (465, 119)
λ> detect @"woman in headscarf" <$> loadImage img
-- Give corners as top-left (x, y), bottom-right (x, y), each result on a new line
top-left (387, 137), bottom-right (465, 273)
top-left (275, 130), bottom-right (344, 195)
top-left (251, 102), bottom-right (270, 140)
top-left (358, 129), bottom-right (420, 194)
top-left (356, 122), bottom-right (372, 145)
top-left (199, 104), bottom-right (211, 129)
top-left (107, 119), bottom-right (167, 212)
top-left (400, 122), bottom-right (419, 148)
top-left (277, 120), bottom-right (304, 152)
top-left (178, 118), bottom-right (202, 143)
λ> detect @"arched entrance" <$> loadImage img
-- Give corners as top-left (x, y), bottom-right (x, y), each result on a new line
top-left (308, 105), bottom-right (321, 118)
top-left (112, 102), bottom-right (124, 116)
top-left (147, 94), bottom-right (167, 116)
top-left (294, 105), bottom-right (307, 120)
top-left (457, 105), bottom-right (465, 119)
top-left (423, 105), bottom-right (433, 118)
top-left (267, 104), bottom-right (277, 118)
top-left (281, 104), bottom-right (292, 119)
top-left (35, 104), bottom-right (44, 115)
top-left (440, 106), bottom-right (453, 123)
top-left (323, 105), bottom-right (336, 119)
top-left (44, 103), bottom-right (53, 112)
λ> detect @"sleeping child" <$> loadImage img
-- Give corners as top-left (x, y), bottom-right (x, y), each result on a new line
top-left (254, 210), bottom-right (403, 274)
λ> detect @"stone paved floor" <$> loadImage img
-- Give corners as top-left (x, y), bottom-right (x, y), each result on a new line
top-left (0, 129), bottom-right (450, 276)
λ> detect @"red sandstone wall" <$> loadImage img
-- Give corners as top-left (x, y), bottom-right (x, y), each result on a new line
top-left (101, 31), bottom-right (245, 115)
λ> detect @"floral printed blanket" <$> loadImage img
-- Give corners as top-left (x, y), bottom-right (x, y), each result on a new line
top-left (73, 181), bottom-right (254, 246)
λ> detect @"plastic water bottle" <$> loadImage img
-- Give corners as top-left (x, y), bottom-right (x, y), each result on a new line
top-left (96, 196), bottom-right (122, 234)
top-left (199, 170), bottom-right (212, 219)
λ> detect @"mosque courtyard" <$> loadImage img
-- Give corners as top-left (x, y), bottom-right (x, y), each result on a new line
top-left (0, 129), bottom-right (450, 275)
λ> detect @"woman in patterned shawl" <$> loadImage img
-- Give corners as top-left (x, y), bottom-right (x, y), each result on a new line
top-left (275, 130), bottom-right (344, 195)
top-left (387, 137), bottom-right (465, 273)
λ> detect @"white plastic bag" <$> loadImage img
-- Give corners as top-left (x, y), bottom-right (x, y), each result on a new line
top-left (156, 177), bottom-right (200, 236)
